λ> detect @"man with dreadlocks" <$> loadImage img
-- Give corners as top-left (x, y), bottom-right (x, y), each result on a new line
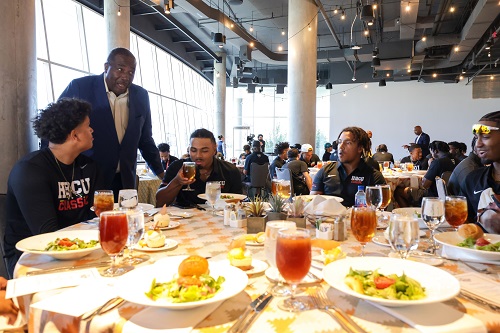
top-left (310, 126), bottom-right (386, 207)
top-left (462, 111), bottom-right (500, 234)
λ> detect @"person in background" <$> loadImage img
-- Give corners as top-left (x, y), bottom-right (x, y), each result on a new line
top-left (329, 140), bottom-right (339, 161)
top-left (269, 142), bottom-right (290, 179)
top-left (462, 111), bottom-right (500, 233)
top-left (300, 144), bottom-right (321, 167)
top-left (4, 99), bottom-right (99, 277)
top-left (256, 134), bottom-right (266, 153)
top-left (372, 144), bottom-right (395, 164)
top-left (400, 144), bottom-right (429, 170)
top-left (158, 143), bottom-right (178, 172)
top-left (311, 127), bottom-right (386, 207)
top-left (448, 137), bottom-right (483, 195)
top-left (283, 148), bottom-right (312, 195)
top-left (322, 142), bottom-right (333, 161)
top-left (0, 277), bottom-right (18, 324)
top-left (217, 135), bottom-right (226, 159)
top-left (56, 48), bottom-right (163, 198)
top-left (156, 128), bottom-right (242, 207)
top-left (449, 141), bottom-right (467, 163)
top-left (238, 144), bottom-right (251, 163)
top-left (244, 140), bottom-right (269, 182)
top-left (403, 125), bottom-right (431, 158)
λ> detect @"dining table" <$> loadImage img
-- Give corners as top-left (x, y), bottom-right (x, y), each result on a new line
top-left (10, 207), bottom-right (500, 333)
top-left (137, 175), bottom-right (162, 206)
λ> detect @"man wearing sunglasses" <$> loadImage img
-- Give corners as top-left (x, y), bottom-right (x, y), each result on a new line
top-left (462, 111), bottom-right (500, 234)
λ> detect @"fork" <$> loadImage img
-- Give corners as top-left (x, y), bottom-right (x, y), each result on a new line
top-left (311, 288), bottom-right (367, 333)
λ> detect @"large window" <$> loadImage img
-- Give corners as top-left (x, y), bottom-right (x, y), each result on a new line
top-left (35, 0), bottom-right (214, 158)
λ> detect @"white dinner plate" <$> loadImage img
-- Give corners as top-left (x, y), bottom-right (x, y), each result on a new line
top-left (135, 239), bottom-right (178, 252)
top-left (115, 256), bottom-right (248, 310)
top-left (434, 232), bottom-right (500, 261)
top-left (113, 203), bottom-right (155, 211)
top-left (197, 193), bottom-right (247, 202)
top-left (265, 266), bottom-right (322, 283)
top-left (387, 252), bottom-right (444, 266)
top-left (158, 221), bottom-right (181, 230)
top-left (296, 195), bottom-right (344, 203)
top-left (323, 257), bottom-right (460, 307)
top-left (223, 259), bottom-right (268, 275)
top-left (372, 235), bottom-right (391, 247)
top-left (16, 230), bottom-right (101, 260)
top-left (245, 234), bottom-right (265, 246)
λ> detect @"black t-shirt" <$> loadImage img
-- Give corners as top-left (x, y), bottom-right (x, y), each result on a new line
top-left (448, 153), bottom-right (482, 195)
top-left (269, 156), bottom-right (285, 179)
top-left (161, 157), bottom-right (242, 207)
top-left (372, 152), bottom-right (394, 163)
top-left (283, 160), bottom-right (309, 195)
top-left (161, 155), bottom-right (179, 171)
top-left (4, 148), bottom-right (98, 274)
top-left (423, 155), bottom-right (456, 197)
top-left (400, 156), bottom-right (429, 170)
top-left (300, 154), bottom-right (321, 167)
top-left (312, 159), bottom-right (386, 207)
top-left (322, 152), bottom-right (331, 162)
top-left (462, 165), bottom-right (500, 221)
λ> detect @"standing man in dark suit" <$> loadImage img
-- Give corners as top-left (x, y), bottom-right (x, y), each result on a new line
top-left (58, 48), bottom-right (164, 197)
top-left (403, 125), bottom-right (431, 158)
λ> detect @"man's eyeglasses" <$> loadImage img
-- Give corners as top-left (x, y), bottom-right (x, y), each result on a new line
top-left (472, 124), bottom-right (500, 135)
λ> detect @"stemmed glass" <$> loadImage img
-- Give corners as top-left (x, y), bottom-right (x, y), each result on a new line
top-left (264, 221), bottom-right (296, 297)
top-left (365, 186), bottom-right (383, 210)
top-left (93, 190), bottom-right (114, 217)
top-left (351, 206), bottom-right (377, 256)
top-left (444, 196), bottom-right (468, 231)
top-left (387, 214), bottom-right (419, 259)
top-left (276, 228), bottom-right (311, 312)
top-left (421, 197), bottom-right (445, 253)
top-left (118, 189), bottom-right (138, 210)
top-left (182, 162), bottom-right (196, 191)
top-left (99, 210), bottom-right (134, 276)
top-left (121, 209), bottom-right (149, 265)
top-left (205, 181), bottom-right (222, 215)
top-left (377, 185), bottom-right (392, 211)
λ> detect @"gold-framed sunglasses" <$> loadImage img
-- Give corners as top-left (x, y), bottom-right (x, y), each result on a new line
top-left (472, 124), bottom-right (500, 135)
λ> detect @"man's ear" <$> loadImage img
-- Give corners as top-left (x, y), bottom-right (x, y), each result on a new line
top-left (104, 62), bottom-right (109, 72)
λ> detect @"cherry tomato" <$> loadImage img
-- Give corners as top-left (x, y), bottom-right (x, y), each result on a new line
top-left (374, 276), bottom-right (396, 289)
top-left (57, 238), bottom-right (75, 247)
top-left (475, 238), bottom-right (490, 246)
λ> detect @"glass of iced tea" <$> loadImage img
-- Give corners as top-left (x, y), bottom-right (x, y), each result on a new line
top-left (99, 210), bottom-right (134, 276)
top-left (182, 161), bottom-right (196, 191)
top-left (445, 196), bottom-right (468, 230)
top-left (316, 161), bottom-right (323, 168)
top-left (351, 206), bottom-right (377, 256)
top-left (276, 228), bottom-right (311, 312)
top-left (94, 190), bottom-right (114, 217)
top-left (377, 184), bottom-right (392, 211)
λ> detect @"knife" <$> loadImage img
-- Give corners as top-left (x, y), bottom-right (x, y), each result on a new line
top-left (239, 294), bottom-right (273, 333)
top-left (25, 261), bottom-right (110, 276)
top-left (227, 291), bottom-right (269, 333)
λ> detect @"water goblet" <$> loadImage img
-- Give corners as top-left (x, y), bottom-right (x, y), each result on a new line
top-left (387, 214), bottom-right (419, 259)
top-left (351, 206), bottom-right (377, 256)
top-left (118, 189), bottom-right (138, 210)
top-left (93, 190), bottom-right (114, 217)
top-left (421, 197), bottom-right (445, 253)
top-left (205, 181), bottom-right (222, 215)
top-left (264, 221), bottom-right (297, 297)
top-left (444, 196), bottom-right (468, 230)
top-left (99, 211), bottom-right (134, 276)
top-left (276, 228), bottom-right (311, 312)
top-left (365, 186), bottom-right (383, 210)
top-left (182, 162), bottom-right (196, 191)
top-left (121, 209), bottom-right (149, 265)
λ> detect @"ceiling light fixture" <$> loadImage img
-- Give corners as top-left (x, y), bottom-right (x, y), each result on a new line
top-left (117, 6), bottom-right (121, 16)
top-left (386, 73), bottom-right (390, 77)
top-left (372, 56), bottom-right (381, 67)
top-left (364, 83), bottom-right (368, 88)
top-left (450, 6), bottom-right (455, 12)
top-left (372, 47), bottom-right (379, 58)
top-left (372, 2), bottom-right (378, 9)
top-left (343, 91), bottom-right (347, 96)
top-left (334, 7), bottom-right (339, 14)
top-left (454, 46), bottom-right (459, 52)
top-left (361, 5), bottom-right (375, 22)
top-left (422, 36), bottom-right (427, 42)
top-left (459, 75), bottom-right (464, 80)
top-left (212, 32), bottom-right (225, 48)
top-left (406, 2), bottom-right (410, 12)
top-left (341, 10), bottom-right (346, 20)
top-left (253, 76), bottom-right (260, 83)
top-left (379, 79), bottom-right (386, 86)
top-left (485, 41), bottom-right (492, 49)
top-left (278, 44), bottom-right (283, 51)
top-left (462, 68), bottom-right (466, 74)
top-left (249, 41), bottom-right (254, 47)
top-left (407, 68), bottom-right (411, 73)
top-left (308, 24), bottom-right (312, 31)
top-left (364, 30), bottom-right (369, 36)
top-left (164, 4), bottom-right (170, 14)
top-left (326, 82), bottom-right (333, 89)
top-left (432, 73), bottom-right (437, 78)
top-left (230, 22), bottom-right (234, 28)
top-left (281, 29), bottom-right (285, 35)
top-left (250, 25), bottom-right (253, 32)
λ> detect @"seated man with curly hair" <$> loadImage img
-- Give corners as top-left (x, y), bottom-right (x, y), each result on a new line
top-left (4, 98), bottom-right (101, 277)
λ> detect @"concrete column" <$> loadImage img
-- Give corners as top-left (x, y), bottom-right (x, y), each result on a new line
top-left (287, 0), bottom-right (317, 147)
top-left (234, 97), bottom-right (243, 157)
top-left (104, 0), bottom-right (130, 53)
top-left (0, 0), bottom-right (37, 194)
top-left (214, 52), bottom-right (226, 139)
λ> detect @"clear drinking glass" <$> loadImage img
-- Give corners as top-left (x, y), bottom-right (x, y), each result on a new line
top-left (271, 179), bottom-right (281, 196)
top-left (205, 181), bottom-right (222, 215)
top-left (182, 162), bottom-right (196, 191)
top-left (445, 196), bottom-right (468, 230)
top-left (394, 160), bottom-right (401, 168)
top-left (365, 186), bottom-right (383, 210)
top-left (351, 206), bottom-right (378, 256)
top-left (118, 189), bottom-right (138, 210)
top-left (277, 180), bottom-right (291, 201)
top-left (421, 197), bottom-right (445, 253)
top-left (377, 184), bottom-right (392, 211)
top-left (276, 228), bottom-right (311, 312)
top-left (99, 211), bottom-right (134, 276)
top-left (93, 190), bottom-right (114, 217)
top-left (264, 221), bottom-right (297, 297)
top-left (387, 214), bottom-right (419, 259)
top-left (121, 209), bottom-right (149, 265)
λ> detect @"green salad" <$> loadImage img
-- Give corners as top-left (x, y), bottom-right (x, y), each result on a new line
top-left (145, 274), bottom-right (225, 303)
top-left (457, 237), bottom-right (500, 252)
top-left (345, 268), bottom-right (426, 300)
top-left (44, 238), bottom-right (99, 251)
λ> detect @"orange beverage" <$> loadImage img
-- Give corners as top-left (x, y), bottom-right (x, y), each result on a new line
top-left (445, 196), bottom-right (468, 228)
top-left (317, 161), bottom-right (323, 168)
top-left (182, 162), bottom-right (196, 180)
top-left (94, 190), bottom-right (114, 217)
top-left (379, 185), bottom-right (392, 210)
top-left (406, 162), bottom-right (414, 172)
top-left (351, 207), bottom-right (377, 243)
top-left (277, 181), bottom-right (291, 200)
top-left (271, 179), bottom-right (280, 195)
top-left (276, 232), bottom-right (311, 283)
top-left (99, 212), bottom-right (128, 255)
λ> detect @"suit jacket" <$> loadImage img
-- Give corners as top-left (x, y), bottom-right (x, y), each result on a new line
top-left (59, 74), bottom-right (163, 189)
top-left (415, 132), bottom-right (431, 157)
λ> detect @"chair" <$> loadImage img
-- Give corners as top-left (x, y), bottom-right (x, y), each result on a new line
top-left (275, 167), bottom-right (294, 200)
top-left (243, 163), bottom-right (270, 199)
top-left (441, 171), bottom-right (452, 185)
top-left (435, 177), bottom-right (448, 200)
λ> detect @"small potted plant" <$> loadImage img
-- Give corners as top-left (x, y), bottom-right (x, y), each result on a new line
top-left (245, 196), bottom-right (268, 233)
top-left (267, 194), bottom-right (287, 221)
top-left (287, 197), bottom-right (306, 228)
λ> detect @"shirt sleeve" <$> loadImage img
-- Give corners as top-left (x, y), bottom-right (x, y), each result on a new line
top-left (373, 170), bottom-right (387, 185)
top-left (424, 159), bottom-right (440, 181)
top-left (160, 160), bottom-right (183, 188)
top-left (311, 167), bottom-right (326, 192)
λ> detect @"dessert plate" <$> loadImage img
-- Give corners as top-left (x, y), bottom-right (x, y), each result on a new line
top-left (223, 259), bottom-right (268, 275)
top-left (135, 239), bottom-right (178, 252)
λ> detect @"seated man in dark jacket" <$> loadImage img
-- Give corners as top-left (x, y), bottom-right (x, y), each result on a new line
top-left (283, 148), bottom-right (312, 195)
top-left (400, 144), bottom-right (429, 170)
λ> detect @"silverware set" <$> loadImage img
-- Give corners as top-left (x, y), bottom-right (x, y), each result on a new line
top-left (228, 291), bottom-right (273, 333)
top-left (25, 261), bottom-right (111, 276)
top-left (81, 297), bottom-right (125, 321)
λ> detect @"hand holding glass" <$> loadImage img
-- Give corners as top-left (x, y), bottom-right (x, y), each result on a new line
top-left (99, 211), bottom-right (133, 276)
top-left (387, 214), bottom-right (419, 259)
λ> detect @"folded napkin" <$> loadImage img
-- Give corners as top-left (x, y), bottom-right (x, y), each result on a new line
top-left (368, 301), bottom-right (486, 333)
top-left (121, 302), bottom-right (222, 333)
top-left (304, 196), bottom-right (346, 216)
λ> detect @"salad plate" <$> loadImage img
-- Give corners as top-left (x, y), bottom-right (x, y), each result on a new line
top-left (135, 239), bottom-right (178, 252)
top-left (16, 230), bottom-right (101, 260)
top-left (434, 232), bottom-right (500, 261)
top-left (115, 256), bottom-right (248, 310)
top-left (323, 257), bottom-right (459, 307)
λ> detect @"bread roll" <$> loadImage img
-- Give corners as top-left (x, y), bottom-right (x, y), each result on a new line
top-left (178, 255), bottom-right (209, 277)
top-left (457, 224), bottom-right (484, 240)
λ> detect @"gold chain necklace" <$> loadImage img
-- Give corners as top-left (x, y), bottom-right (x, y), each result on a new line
top-left (52, 153), bottom-right (77, 200)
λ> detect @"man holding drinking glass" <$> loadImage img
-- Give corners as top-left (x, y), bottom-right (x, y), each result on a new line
top-left (156, 129), bottom-right (242, 208)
